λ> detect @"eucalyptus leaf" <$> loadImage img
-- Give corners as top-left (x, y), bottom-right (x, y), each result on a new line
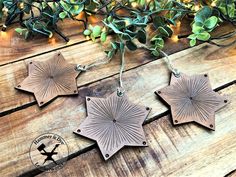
top-left (153, 16), bottom-right (165, 29)
top-left (83, 29), bottom-right (91, 36)
top-left (196, 32), bottom-right (210, 41)
top-left (126, 40), bottom-right (137, 51)
top-left (195, 6), bottom-right (212, 23)
top-left (158, 27), bottom-right (169, 37)
top-left (92, 25), bottom-right (102, 38)
top-left (100, 32), bottom-right (107, 42)
top-left (137, 29), bottom-right (146, 44)
top-left (204, 16), bottom-right (218, 29)
top-left (59, 11), bottom-right (67, 19)
top-left (190, 39), bottom-right (196, 47)
top-left (151, 50), bottom-right (160, 56)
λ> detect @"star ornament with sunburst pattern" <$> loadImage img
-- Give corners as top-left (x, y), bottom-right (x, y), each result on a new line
top-left (155, 73), bottom-right (229, 130)
top-left (15, 52), bottom-right (79, 107)
top-left (74, 92), bottom-right (151, 160)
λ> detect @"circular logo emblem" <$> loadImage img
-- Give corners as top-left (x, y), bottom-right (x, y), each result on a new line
top-left (29, 133), bottom-right (69, 172)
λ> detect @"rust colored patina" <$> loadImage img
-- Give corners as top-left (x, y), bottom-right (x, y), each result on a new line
top-left (155, 73), bottom-right (229, 130)
top-left (15, 52), bottom-right (80, 106)
top-left (74, 91), bottom-right (151, 160)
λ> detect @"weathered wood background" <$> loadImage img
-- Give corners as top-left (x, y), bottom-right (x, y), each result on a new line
top-left (0, 18), bottom-right (236, 177)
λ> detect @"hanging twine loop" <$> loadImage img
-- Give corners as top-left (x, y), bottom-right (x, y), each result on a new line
top-left (117, 87), bottom-right (125, 97)
top-left (74, 49), bottom-right (126, 97)
top-left (160, 50), bottom-right (180, 77)
top-left (75, 56), bottom-right (112, 72)
top-left (75, 64), bottom-right (87, 71)
top-left (117, 47), bottom-right (126, 97)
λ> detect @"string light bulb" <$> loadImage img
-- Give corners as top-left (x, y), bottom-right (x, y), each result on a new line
top-left (176, 21), bottom-right (181, 27)
top-left (171, 35), bottom-right (179, 43)
top-left (131, 2), bottom-right (138, 8)
top-left (211, 1), bottom-right (216, 7)
top-left (2, 7), bottom-right (8, 13)
top-left (18, 2), bottom-right (25, 10)
top-left (194, 5), bottom-right (200, 11)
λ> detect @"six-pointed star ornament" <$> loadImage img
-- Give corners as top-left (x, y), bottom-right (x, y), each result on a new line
top-left (74, 91), bottom-right (151, 160)
top-left (155, 73), bottom-right (229, 130)
top-left (15, 52), bottom-right (79, 106)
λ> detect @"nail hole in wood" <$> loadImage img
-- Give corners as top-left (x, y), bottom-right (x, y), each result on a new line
top-left (175, 120), bottom-right (178, 123)
top-left (224, 100), bottom-right (228, 103)
top-left (87, 98), bottom-right (90, 101)
top-left (105, 154), bottom-right (109, 158)
top-left (143, 141), bottom-right (146, 145)
top-left (146, 107), bottom-right (150, 111)
top-left (210, 124), bottom-right (213, 128)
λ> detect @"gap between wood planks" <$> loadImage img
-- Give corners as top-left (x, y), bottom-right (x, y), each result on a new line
top-left (0, 36), bottom-right (235, 117)
top-left (0, 37), bottom-right (190, 115)
top-left (0, 16), bottom-right (189, 67)
top-left (0, 22), bottom-right (234, 114)
top-left (0, 41), bottom-right (235, 176)
top-left (0, 21), bottom-right (235, 115)
top-left (0, 32), bottom-right (235, 117)
top-left (0, 19), bottom-right (233, 67)
top-left (0, 16), bottom-right (103, 66)
top-left (19, 82), bottom-right (236, 177)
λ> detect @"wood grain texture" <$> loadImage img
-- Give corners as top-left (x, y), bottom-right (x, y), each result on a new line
top-left (0, 18), bottom-right (233, 66)
top-left (0, 42), bottom-right (235, 176)
top-left (0, 17), bottom-right (101, 66)
top-left (0, 16), bottom-right (187, 66)
top-left (0, 37), bottom-right (190, 114)
top-left (38, 84), bottom-right (236, 177)
top-left (0, 19), bottom-right (234, 114)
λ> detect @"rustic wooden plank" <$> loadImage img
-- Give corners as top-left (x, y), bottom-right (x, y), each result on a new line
top-left (0, 23), bottom-right (235, 114)
top-left (38, 84), bottom-right (236, 177)
top-left (0, 42), bottom-right (236, 176)
top-left (0, 16), bottom-right (101, 66)
top-left (0, 36), bottom-right (190, 114)
top-left (0, 20), bottom-right (235, 115)
top-left (0, 18), bottom-right (233, 66)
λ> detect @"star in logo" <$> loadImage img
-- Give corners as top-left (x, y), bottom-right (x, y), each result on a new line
top-left (74, 92), bottom-right (151, 160)
top-left (15, 52), bottom-right (79, 106)
top-left (155, 73), bottom-right (228, 130)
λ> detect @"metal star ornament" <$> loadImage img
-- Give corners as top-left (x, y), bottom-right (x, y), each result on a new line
top-left (15, 52), bottom-right (79, 106)
top-left (74, 91), bottom-right (151, 160)
top-left (155, 73), bottom-right (229, 130)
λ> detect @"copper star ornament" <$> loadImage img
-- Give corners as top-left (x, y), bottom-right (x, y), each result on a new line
top-left (16, 52), bottom-right (79, 106)
top-left (155, 73), bottom-right (229, 130)
top-left (74, 91), bottom-right (151, 160)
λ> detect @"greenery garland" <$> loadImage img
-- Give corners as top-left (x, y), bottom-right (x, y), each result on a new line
top-left (0, 0), bottom-right (236, 58)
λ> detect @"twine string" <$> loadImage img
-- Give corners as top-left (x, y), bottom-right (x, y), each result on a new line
top-left (160, 50), bottom-right (180, 77)
top-left (75, 49), bottom-right (126, 97)
top-left (75, 56), bottom-right (112, 71)
top-left (117, 48), bottom-right (125, 97)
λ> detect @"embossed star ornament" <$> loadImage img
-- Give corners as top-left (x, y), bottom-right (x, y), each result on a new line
top-left (155, 73), bottom-right (229, 130)
top-left (74, 92), bottom-right (151, 160)
top-left (15, 52), bottom-right (79, 106)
